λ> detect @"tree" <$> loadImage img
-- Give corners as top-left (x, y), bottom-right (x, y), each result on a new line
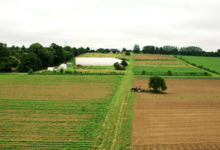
top-left (10, 45), bottom-right (15, 50)
top-left (17, 54), bottom-right (31, 72)
top-left (28, 52), bottom-right (42, 71)
top-left (86, 47), bottom-right (90, 52)
top-left (0, 43), bottom-right (10, 62)
top-left (72, 47), bottom-right (78, 56)
top-left (21, 45), bottom-right (27, 52)
top-left (45, 47), bottom-right (56, 65)
top-left (10, 50), bottom-right (16, 56)
top-left (112, 50), bottom-right (116, 54)
top-left (0, 56), bottom-right (19, 71)
top-left (142, 45), bottom-right (155, 54)
top-left (78, 47), bottom-right (85, 55)
top-left (28, 43), bottom-right (49, 67)
top-left (122, 47), bottom-right (127, 52)
top-left (15, 46), bottom-right (20, 51)
top-left (149, 76), bottom-right (167, 91)
top-left (50, 43), bottom-right (64, 64)
top-left (133, 44), bottom-right (140, 53)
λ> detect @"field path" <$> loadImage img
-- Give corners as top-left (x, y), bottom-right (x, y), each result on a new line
top-left (92, 54), bottom-right (134, 149)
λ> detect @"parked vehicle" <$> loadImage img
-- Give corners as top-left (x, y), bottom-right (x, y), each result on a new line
top-left (131, 86), bottom-right (141, 92)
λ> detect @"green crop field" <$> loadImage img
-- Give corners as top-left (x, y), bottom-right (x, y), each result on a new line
top-left (0, 75), bottom-right (123, 149)
top-left (133, 66), bottom-right (209, 76)
top-left (181, 56), bottom-right (220, 73)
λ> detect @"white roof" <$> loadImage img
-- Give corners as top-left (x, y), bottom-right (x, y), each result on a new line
top-left (58, 64), bottom-right (67, 70)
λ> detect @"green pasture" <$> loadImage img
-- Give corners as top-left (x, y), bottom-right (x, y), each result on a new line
top-left (181, 56), bottom-right (220, 73)
top-left (0, 74), bottom-right (123, 149)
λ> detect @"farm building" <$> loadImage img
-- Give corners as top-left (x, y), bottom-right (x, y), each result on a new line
top-left (75, 57), bottom-right (124, 66)
top-left (57, 64), bottom-right (67, 70)
top-left (47, 67), bottom-right (57, 71)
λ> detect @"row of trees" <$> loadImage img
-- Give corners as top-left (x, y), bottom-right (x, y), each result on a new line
top-left (0, 42), bottom-right (90, 72)
top-left (0, 43), bottom-right (19, 71)
top-left (133, 44), bottom-right (220, 57)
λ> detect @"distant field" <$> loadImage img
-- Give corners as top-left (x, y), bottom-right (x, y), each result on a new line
top-left (134, 61), bottom-right (184, 64)
top-left (181, 56), bottom-right (220, 73)
top-left (131, 78), bottom-right (220, 149)
top-left (0, 75), bottom-right (122, 149)
top-left (134, 54), bottom-right (175, 60)
top-left (78, 52), bottom-right (129, 59)
top-left (133, 66), bottom-right (208, 76)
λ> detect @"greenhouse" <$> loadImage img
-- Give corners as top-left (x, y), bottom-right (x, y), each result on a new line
top-left (57, 64), bottom-right (67, 70)
top-left (76, 57), bottom-right (123, 66)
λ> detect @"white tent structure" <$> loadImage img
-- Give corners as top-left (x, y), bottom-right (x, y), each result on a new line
top-left (76, 57), bottom-right (124, 66)
top-left (47, 67), bottom-right (57, 71)
top-left (57, 64), bottom-right (67, 70)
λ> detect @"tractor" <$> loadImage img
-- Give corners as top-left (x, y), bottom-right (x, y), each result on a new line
top-left (131, 86), bottom-right (141, 92)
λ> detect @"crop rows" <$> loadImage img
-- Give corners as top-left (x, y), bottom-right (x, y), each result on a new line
top-left (0, 75), bottom-right (123, 149)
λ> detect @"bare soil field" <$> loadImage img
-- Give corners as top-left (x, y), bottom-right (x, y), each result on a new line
top-left (131, 79), bottom-right (220, 149)
top-left (134, 61), bottom-right (184, 64)
top-left (134, 55), bottom-right (175, 60)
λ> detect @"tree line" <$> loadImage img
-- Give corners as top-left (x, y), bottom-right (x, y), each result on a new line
top-left (0, 43), bottom-right (90, 72)
top-left (133, 44), bottom-right (220, 57)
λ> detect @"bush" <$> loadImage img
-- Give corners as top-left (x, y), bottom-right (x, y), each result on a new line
top-left (204, 72), bottom-right (208, 75)
top-left (149, 76), bottom-right (167, 91)
top-left (113, 62), bottom-right (125, 70)
top-left (142, 70), bottom-right (145, 75)
top-left (60, 68), bottom-right (64, 73)
top-left (167, 70), bottom-right (172, 76)
top-left (28, 69), bottom-right (33, 74)
top-left (125, 51), bottom-right (130, 56)
top-left (198, 65), bottom-right (203, 68)
top-left (121, 59), bottom-right (128, 67)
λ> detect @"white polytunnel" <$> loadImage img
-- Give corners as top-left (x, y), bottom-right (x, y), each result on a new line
top-left (76, 57), bottom-right (126, 66)
top-left (57, 64), bottom-right (67, 70)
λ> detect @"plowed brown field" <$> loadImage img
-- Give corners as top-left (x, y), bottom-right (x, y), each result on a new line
top-left (134, 61), bottom-right (184, 64)
top-left (134, 55), bottom-right (175, 60)
top-left (131, 79), bottom-right (220, 150)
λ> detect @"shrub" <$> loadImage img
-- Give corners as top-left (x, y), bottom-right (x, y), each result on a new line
top-left (113, 62), bottom-right (125, 70)
top-left (198, 65), bottom-right (203, 68)
top-left (60, 68), bottom-right (64, 73)
top-left (125, 51), bottom-right (130, 56)
top-left (28, 69), bottom-right (33, 74)
top-left (142, 70), bottom-right (145, 75)
top-left (204, 72), bottom-right (208, 75)
top-left (121, 59), bottom-right (128, 67)
top-left (191, 63), bottom-right (196, 66)
top-left (167, 70), bottom-right (172, 76)
top-left (149, 76), bottom-right (167, 91)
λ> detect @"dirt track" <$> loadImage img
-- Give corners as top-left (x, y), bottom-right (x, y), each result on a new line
top-left (131, 79), bottom-right (220, 149)
top-left (134, 55), bottom-right (175, 60)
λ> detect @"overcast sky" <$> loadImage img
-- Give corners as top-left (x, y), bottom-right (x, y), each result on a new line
top-left (0, 0), bottom-right (220, 51)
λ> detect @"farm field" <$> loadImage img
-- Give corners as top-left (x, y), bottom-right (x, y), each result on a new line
top-left (181, 56), bottom-right (220, 73)
top-left (131, 78), bottom-right (220, 149)
top-left (0, 75), bottom-right (123, 149)
top-left (134, 54), bottom-right (175, 60)
top-left (134, 61), bottom-right (184, 64)
top-left (133, 66), bottom-right (208, 76)
top-left (78, 52), bottom-right (129, 59)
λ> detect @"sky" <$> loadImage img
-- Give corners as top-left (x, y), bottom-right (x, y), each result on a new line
top-left (0, 0), bottom-right (220, 52)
